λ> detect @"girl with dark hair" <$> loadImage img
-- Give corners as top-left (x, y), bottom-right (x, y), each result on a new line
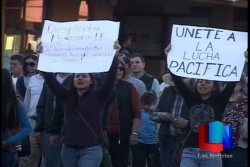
top-left (41, 42), bottom-right (121, 167)
top-left (222, 74), bottom-right (248, 167)
top-left (2, 68), bottom-right (32, 167)
top-left (164, 45), bottom-right (237, 167)
top-left (16, 52), bottom-right (39, 99)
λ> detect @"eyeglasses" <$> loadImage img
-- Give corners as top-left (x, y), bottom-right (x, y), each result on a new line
top-left (118, 67), bottom-right (126, 71)
top-left (25, 62), bottom-right (36, 67)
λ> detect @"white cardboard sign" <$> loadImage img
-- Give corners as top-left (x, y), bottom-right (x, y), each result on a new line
top-left (167, 24), bottom-right (248, 81)
top-left (38, 20), bottom-right (120, 73)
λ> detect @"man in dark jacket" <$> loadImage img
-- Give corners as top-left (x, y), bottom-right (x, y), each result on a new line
top-left (150, 75), bottom-right (195, 167)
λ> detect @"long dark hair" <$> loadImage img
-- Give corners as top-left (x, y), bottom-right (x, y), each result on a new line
top-left (195, 80), bottom-right (221, 97)
top-left (23, 52), bottom-right (39, 76)
top-left (69, 73), bottom-right (97, 98)
top-left (2, 68), bottom-right (19, 129)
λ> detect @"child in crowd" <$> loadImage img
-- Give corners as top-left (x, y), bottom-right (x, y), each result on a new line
top-left (132, 91), bottom-right (160, 167)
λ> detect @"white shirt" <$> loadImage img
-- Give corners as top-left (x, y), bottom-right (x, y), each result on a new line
top-left (24, 73), bottom-right (44, 118)
top-left (12, 76), bottom-right (18, 92)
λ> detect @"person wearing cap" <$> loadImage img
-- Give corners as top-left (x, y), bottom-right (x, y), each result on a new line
top-left (122, 56), bottom-right (146, 97)
top-left (150, 74), bottom-right (196, 167)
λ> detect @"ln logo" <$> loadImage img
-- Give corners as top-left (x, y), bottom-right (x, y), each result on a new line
top-left (198, 121), bottom-right (232, 152)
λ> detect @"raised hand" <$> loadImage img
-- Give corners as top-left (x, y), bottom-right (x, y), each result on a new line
top-left (244, 50), bottom-right (248, 62)
top-left (36, 42), bottom-right (43, 53)
top-left (164, 44), bottom-right (172, 56)
top-left (114, 40), bottom-right (121, 55)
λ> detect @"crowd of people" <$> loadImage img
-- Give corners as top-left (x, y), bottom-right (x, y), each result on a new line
top-left (2, 35), bottom-right (248, 167)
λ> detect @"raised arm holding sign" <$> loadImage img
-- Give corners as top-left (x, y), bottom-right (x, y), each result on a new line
top-left (167, 24), bottom-right (247, 82)
top-left (36, 20), bottom-right (122, 167)
top-left (40, 40), bottom-right (121, 167)
top-left (164, 24), bottom-right (248, 167)
top-left (38, 20), bottom-right (120, 73)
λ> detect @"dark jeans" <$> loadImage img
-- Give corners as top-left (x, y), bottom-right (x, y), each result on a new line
top-left (108, 133), bottom-right (130, 167)
top-left (132, 142), bottom-right (160, 167)
top-left (42, 133), bottom-right (63, 167)
top-left (2, 151), bottom-right (18, 167)
top-left (222, 147), bottom-right (248, 167)
top-left (159, 136), bottom-right (180, 167)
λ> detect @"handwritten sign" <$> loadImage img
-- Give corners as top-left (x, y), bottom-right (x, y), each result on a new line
top-left (167, 24), bottom-right (248, 81)
top-left (38, 20), bottom-right (120, 73)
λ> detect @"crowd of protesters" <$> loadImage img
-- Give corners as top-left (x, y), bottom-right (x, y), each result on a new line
top-left (2, 35), bottom-right (248, 167)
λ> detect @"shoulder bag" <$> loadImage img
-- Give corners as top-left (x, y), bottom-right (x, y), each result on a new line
top-left (172, 121), bottom-right (196, 167)
top-left (75, 107), bottom-right (113, 167)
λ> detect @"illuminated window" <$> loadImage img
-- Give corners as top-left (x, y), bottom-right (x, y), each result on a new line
top-left (78, 0), bottom-right (88, 21)
top-left (21, 0), bottom-right (43, 22)
top-left (5, 36), bottom-right (15, 50)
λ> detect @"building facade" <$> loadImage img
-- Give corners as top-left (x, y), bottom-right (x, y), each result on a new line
top-left (2, 0), bottom-right (248, 77)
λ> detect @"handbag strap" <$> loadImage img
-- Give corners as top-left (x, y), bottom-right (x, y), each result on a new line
top-left (181, 123), bottom-right (195, 143)
top-left (75, 106), bottom-right (101, 144)
top-left (181, 116), bottom-right (199, 143)
top-left (181, 104), bottom-right (211, 143)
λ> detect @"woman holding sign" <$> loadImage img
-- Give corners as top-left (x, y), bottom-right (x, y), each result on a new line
top-left (165, 44), bottom-right (238, 167)
top-left (39, 41), bottom-right (121, 167)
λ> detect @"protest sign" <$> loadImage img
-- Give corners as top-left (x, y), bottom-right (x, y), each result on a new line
top-left (167, 24), bottom-right (248, 81)
top-left (38, 20), bottom-right (120, 73)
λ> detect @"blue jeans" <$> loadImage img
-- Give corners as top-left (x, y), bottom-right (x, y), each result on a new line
top-left (159, 136), bottom-right (180, 167)
top-left (61, 144), bottom-right (102, 167)
top-left (2, 151), bottom-right (18, 167)
top-left (42, 133), bottom-right (63, 167)
top-left (180, 148), bottom-right (222, 167)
